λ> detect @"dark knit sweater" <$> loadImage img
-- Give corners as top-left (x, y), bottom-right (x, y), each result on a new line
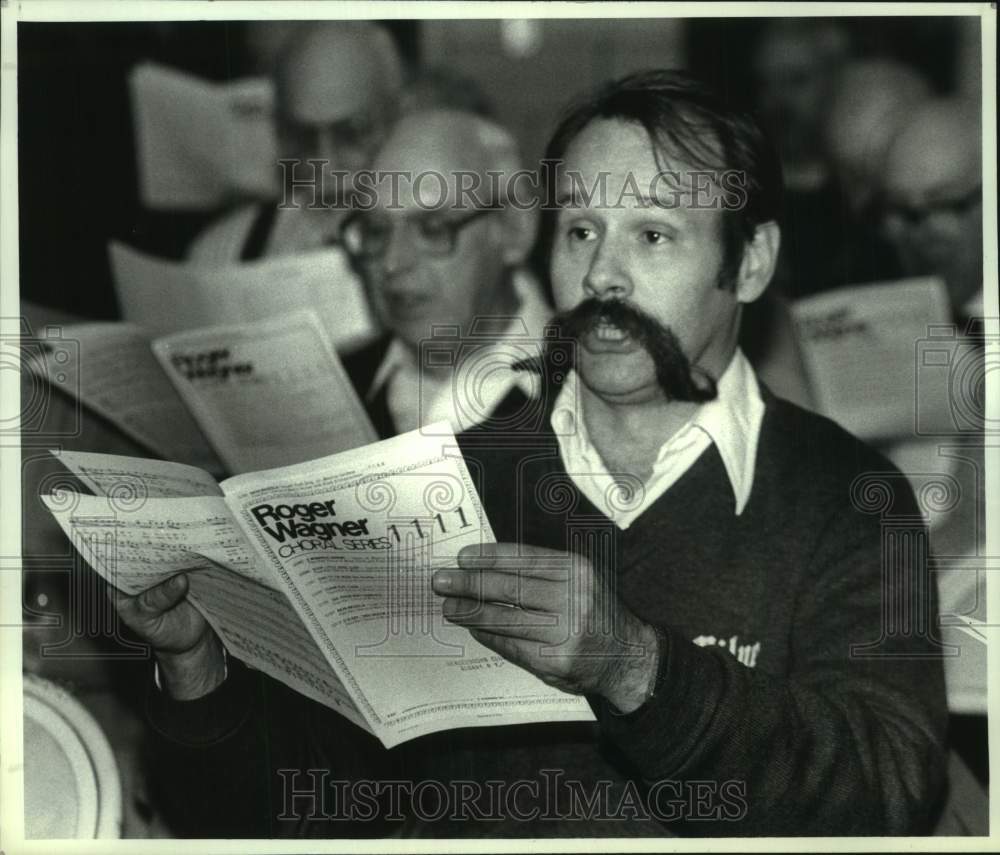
top-left (145, 390), bottom-right (948, 838)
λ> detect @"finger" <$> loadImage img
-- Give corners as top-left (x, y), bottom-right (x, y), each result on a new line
top-left (442, 598), bottom-right (556, 640)
top-left (457, 541), bottom-right (567, 570)
top-left (134, 574), bottom-right (189, 616)
top-left (453, 554), bottom-right (574, 585)
top-left (433, 569), bottom-right (562, 610)
top-left (467, 627), bottom-right (535, 669)
top-left (108, 582), bottom-right (148, 616)
top-left (106, 583), bottom-right (130, 608)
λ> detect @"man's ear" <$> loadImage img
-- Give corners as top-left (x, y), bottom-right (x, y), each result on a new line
top-left (736, 221), bottom-right (781, 304)
top-left (499, 203), bottom-right (540, 267)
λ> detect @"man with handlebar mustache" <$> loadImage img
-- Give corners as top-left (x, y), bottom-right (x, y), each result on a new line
top-left (117, 70), bottom-right (948, 838)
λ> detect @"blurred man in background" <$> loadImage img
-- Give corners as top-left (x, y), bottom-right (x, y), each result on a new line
top-left (824, 59), bottom-right (932, 218)
top-left (751, 18), bottom-right (852, 194)
top-left (768, 58), bottom-right (928, 298)
top-left (739, 20), bottom-right (854, 406)
top-left (881, 98), bottom-right (987, 781)
top-left (188, 21), bottom-right (404, 264)
top-left (750, 19), bottom-right (852, 300)
top-left (339, 108), bottom-right (548, 436)
top-left (882, 97), bottom-right (983, 319)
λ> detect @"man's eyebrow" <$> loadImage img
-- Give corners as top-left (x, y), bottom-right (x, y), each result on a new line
top-left (923, 180), bottom-right (982, 205)
top-left (637, 189), bottom-right (683, 204)
top-left (554, 188), bottom-right (580, 207)
top-left (642, 189), bottom-right (704, 211)
top-left (554, 185), bottom-right (699, 207)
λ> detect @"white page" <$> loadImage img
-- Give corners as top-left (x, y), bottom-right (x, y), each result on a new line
top-left (53, 449), bottom-right (224, 499)
top-left (223, 426), bottom-right (595, 748)
top-left (186, 565), bottom-right (368, 730)
top-left (151, 310), bottom-right (376, 474)
top-left (129, 62), bottom-right (278, 210)
top-left (110, 241), bottom-right (377, 351)
top-left (42, 491), bottom-right (363, 725)
top-left (791, 277), bottom-right (953, 440)
top-left (48, 449), bottom-right (265, 588)
top-left (21, 322), bottom-right (224, 474)
top-left (109, 245), bottom-right (227, 336)
top-left (43, 493), bottom-right (258, 593)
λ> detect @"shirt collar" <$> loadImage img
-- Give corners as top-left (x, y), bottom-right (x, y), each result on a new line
top-left (367, 269), bottom-right (552, 403)
top-left (367, 338), bottom-right (415, 402)
top-left (962, 292), bottom-right (984, 320)
top-left (550, 348), bottom-right (764, 515)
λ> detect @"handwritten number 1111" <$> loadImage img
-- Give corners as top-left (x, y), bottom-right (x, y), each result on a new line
top-left (387, 507), bottom-right (471, 542)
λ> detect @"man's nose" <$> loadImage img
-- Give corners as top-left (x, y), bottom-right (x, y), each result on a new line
top-left (382, 221), bottom-right (416, 276)
top-left (312, 128), bottom-right (345, 171)
top-left (583, 237), bottom-right (631, 299)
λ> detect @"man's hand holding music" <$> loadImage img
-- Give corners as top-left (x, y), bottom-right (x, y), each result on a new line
top-left (432, 543), bottom-right (658, 713)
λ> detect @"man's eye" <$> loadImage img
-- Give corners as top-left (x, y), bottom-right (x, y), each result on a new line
top-left (348, 115), bottom-right (373, 136)
top-left (567, 226), bottom-right (594, 241)
top-left (419, 220), bottom-right (450, 239)
top-left (363, 218), bottom-right (391, 237)
top-left (642, 230), bottom-right (670, 245)
top-left (338, 117), bottom-right (376, 146)
top-left (285, 122), bottom-right (313, 144)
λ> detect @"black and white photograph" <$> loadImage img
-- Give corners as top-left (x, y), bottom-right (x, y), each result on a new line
top-left (0, 0), bottom-right (995, 847)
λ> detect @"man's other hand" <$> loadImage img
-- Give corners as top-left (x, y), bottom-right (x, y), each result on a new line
top-left (109, 574), bottom-right (226, 700)
top-left (432, 542), bottom-right (658, 713)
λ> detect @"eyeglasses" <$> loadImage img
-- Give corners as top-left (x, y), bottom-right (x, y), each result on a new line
top-left (884, 184), bottom-right (982, 228)
top-left (340, 208), bottom-right (499, 260)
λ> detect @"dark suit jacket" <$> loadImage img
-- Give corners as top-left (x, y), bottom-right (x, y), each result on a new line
top-left (339, 334), bottom-right (542, 441)
top-left (340, 333), bottom-right (397, 439)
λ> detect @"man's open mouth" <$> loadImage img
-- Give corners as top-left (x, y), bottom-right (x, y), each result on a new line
top-left (593, 320), bottom-right (629, 341)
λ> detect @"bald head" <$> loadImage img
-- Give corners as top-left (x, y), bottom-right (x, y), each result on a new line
top-left (371, 109), bottom-right (523, 209)
top-left (824, 60), bottom-right (931, 211)
top-left (274, 22), bottom-right (403, 182)
top-left (276, 22), bottom-right (402, 124)
top-left (884, 98), bottom-right (981, 202)
top-left (882, 98), bottom-right (983, 311)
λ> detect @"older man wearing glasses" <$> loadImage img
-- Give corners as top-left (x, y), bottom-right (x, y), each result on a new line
top-left (337, 108), bottom-right (549, 436)
top-left (188, 21), bottom-right (404, 265)
top-left (882, 97), bottom-right (983, 320)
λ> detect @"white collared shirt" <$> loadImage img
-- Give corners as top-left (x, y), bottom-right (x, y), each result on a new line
top-left (549, 349), bottom-right (765, 529)
top-left (963, 292), bottom-right (984, 319)
top-left (369, 271), bottom-right (552, 433)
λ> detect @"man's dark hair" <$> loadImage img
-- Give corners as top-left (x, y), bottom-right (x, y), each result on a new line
top-left (537, 68), bottom-right (784, 291)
